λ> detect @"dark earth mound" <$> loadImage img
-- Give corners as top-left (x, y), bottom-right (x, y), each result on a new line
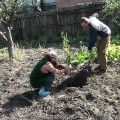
top-left (57, 65), bottom-right (93, 90)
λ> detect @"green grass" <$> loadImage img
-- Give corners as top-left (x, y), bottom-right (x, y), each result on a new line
top-left (0, 46), bottom-right (26, 61)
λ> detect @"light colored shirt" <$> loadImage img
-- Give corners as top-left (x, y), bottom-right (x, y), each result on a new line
top-left (89, 17), bottom-right (111, 35)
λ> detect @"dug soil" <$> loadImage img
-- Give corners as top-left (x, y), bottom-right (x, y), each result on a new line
top-left (0, 48), bottom-right (120, 120)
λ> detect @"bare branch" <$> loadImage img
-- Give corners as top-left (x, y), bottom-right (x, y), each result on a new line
top-left (0, 30), bottom-right (8, 41)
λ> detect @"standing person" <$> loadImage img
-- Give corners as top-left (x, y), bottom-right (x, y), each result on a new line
top-left (30, 50), bottom-right (70, 97)
top-left (80, 16), bottom-right (111, 73)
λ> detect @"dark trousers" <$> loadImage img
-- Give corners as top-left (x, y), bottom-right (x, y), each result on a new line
top-left (44, 74), bottom-right (55, 91)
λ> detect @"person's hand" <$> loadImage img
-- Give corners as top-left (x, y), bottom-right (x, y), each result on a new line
top-left (57, 64), bottom-right (66, 70)
top-left (57, 64), bottom-right (71, 75)
top-left (64, 65), bottom-right (71, 75)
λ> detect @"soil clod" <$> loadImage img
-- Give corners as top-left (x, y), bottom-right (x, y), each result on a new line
top-left (57, 65), bottom-right (93, 90)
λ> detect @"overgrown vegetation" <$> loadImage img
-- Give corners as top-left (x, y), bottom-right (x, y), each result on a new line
top-left (103, 0), bottom-right (120, 16)
top-left (0, 46), bottom-right (26, 61)
top-left (108, 44), bottom-right (120, 61)
top-left (62, 33), bottom-right (120, 66)
top-left (101, 0), bottom-right (120, 34)
top-left (0, 31), bottom-right (120, 63)
top-left (62, 33), bottom-right (72, 65)
top-left (111, 35), bottom-right (120, 45)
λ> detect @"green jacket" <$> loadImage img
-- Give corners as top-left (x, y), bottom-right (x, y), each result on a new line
top-left (30, 58), bottom-right (52, 88)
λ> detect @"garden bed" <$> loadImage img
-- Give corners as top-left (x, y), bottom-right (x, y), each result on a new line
top-left (0, 47), bottom-right (120, 120)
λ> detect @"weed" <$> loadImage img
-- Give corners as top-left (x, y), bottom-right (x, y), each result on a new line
top-left (62, 33), bottom-right (120, 67)
top-left (62, 32), bottom-right (71, 65)
top-left (108, 44), bottom-right (120, 61)
top-left (0, 45), bottom-right (26, 61)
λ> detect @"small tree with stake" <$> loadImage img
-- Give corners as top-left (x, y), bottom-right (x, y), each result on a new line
top-left (0, 0), bottom-right (18, 59)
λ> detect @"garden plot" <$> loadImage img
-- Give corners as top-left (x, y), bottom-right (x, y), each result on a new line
top-left (0, 47), bottom-right (120, 120)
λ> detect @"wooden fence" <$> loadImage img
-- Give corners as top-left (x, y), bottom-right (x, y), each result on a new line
top-left (12, 5), bottom-right (120, 41)
top-left (12, 11), bottom-right (83, 40)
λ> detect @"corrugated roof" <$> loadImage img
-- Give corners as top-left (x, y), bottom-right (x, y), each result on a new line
top-left (56, 0), bottom-right (102, 9)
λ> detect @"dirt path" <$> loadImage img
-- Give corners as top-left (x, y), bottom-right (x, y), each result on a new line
top-left (0, 48), bottom-right (120, 120)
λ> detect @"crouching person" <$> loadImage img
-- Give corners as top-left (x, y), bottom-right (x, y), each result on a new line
top-left (30, 50), bottom-right (70, 97)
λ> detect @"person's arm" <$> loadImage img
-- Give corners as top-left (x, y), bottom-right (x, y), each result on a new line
top-left (88, 24), bottom-right (98, 51)
top-left (56, 64), bottom-right (68, 70)
top-left (41, 62), bottom-right (66, 74)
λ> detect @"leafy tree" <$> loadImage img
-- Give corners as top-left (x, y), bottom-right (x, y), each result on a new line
top-left (0, 0), bottom-right (18, 59)
top-left (102, 0), bottom-right (120, 33)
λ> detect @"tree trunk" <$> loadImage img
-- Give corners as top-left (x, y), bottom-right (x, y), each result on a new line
top-left (7, 27), bottom-right (14, 59)
top-left (0, 22), bottom-right (14, 59)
